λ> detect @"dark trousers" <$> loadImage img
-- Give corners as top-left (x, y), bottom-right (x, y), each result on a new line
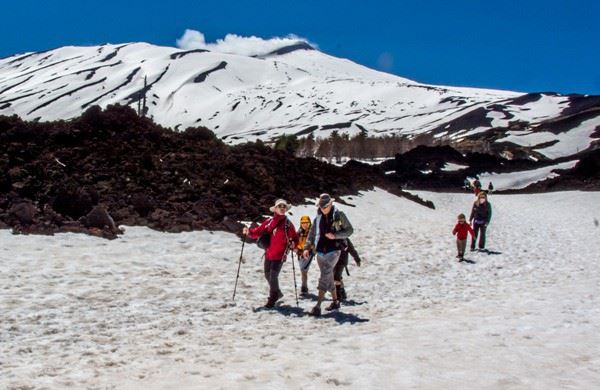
top-left (264, 260), bottom-right (283, 298)
top-left (471, 223), bottom-right (487, 249)
top-left (334, 250), bottom-right (348, 282)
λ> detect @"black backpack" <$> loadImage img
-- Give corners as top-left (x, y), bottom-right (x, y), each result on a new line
top-left (257, 217), bottom-right (288, 249)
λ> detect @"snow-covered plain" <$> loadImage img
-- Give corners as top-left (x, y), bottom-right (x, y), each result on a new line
top-left (2, 189), bottom-right (600, 388)
top-left (477, 160), bottom-right (579, 191)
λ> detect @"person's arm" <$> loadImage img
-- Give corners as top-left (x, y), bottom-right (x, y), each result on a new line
top-left (467, 224), bottom-right (475, 237)
top-left (469, 205), bottom-right (476, 223)
top-left (303, 219), bottom-right (317, 258)
top-left (333, 211), bottom-right (353, 239)
top-left (487, 204), bottom-right (492, 225)
top-left (247, 218), bottom-right (269, 240)
top-left (452, 224), bottom-right (458, 235)
top-left (347, 238), bottom-right (361, 266)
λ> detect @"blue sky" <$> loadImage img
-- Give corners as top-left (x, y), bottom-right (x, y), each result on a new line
top-left (2, 0), bottom-right (599, 94)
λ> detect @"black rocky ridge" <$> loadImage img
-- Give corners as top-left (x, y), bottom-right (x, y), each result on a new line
top-left (0, 105), bottom-right (431, 239)
top-left (380, 144), bottom-right (600, 192)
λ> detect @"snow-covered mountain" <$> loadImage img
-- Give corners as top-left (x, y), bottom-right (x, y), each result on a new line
top-left (1, 42), bottom-right (599, 159)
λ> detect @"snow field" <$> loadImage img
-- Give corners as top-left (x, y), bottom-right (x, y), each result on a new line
top-left (1, 189), bottom-right (599, 388)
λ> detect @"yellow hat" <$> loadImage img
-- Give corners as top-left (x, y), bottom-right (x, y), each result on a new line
top-left (300, 215), bottom-right (311, 224)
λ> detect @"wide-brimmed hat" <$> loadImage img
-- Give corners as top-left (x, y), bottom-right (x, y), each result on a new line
top-left (316, 193), bottom-right (334, 208)
top-left (269, 199), bottom-right (291, 212)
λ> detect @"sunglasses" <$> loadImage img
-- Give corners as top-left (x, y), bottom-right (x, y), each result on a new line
top-left (276, 204), bottom-right (287, 209)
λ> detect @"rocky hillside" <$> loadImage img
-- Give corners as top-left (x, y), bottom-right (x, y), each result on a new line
top-left (0, 105), bottom-right (432, 238)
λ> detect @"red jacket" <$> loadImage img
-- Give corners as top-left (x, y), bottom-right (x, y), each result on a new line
top-left (249, 214), bottom-right (299, 261)
top-left (452, 222), bottom-right (475, 240)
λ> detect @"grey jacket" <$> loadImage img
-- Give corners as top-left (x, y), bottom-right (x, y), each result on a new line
top-left (305, 206), bottom-right (353, 252)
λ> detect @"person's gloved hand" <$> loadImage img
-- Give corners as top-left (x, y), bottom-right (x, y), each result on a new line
top-left (355, 258), bottom-right (361, 267)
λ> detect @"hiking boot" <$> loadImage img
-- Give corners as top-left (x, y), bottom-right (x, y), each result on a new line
top-left (265, 297), bottom-right (277, 308)
top-left (276, 290), bottom-right (284, 301)
top-left (338, 287), bottom-right (347, 301)
top-left (309, 305), bottom-right (321, 317)
top-left (335, 285), bottom-right (347, 301)
top-left (301, 286), bottom-right (308, 295)
top-left (325, 300), bottom-right (340, 311)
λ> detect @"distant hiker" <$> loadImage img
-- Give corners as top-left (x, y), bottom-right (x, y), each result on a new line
top-left (333, 238), bottom-right (361, 301)
top-left (488, 182), bottom-right (494, 193)
top-left (303, 193), bottom-right (354, 317)
top-left (452, 213), bottom-right (475, 261)
top-left (473, 179), bottom-right (482, 195)
top-left (469, 192), bottom-right (492, 251)
top-left (296, 215), bottom-right (312, 295)
top-left (243, 199), bottom-right (298, 308)
top-left (463, 178), bottom-right (472, 192)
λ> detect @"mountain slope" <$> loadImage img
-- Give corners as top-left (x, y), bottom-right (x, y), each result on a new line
top-left (1, 42), bottom-right (598, 159)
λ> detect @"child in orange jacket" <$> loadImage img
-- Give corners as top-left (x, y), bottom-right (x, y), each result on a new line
top-left (452, 213), bottom-right (475, 261)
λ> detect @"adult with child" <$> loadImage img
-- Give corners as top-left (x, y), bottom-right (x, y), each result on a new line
top-left (243, 199), bottom-right (298, 308)
top-left (303, 193), bottom-right (354, 317)
top-left (469, 191), bottom-right (492, 251)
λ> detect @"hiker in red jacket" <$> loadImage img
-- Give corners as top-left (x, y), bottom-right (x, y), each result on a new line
top-left (452, 213), bottom-right (475, 261)
top-left (243, 199), bottom-right (298, 308)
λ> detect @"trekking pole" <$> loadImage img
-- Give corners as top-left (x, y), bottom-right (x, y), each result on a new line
top-left (303, 253), bottom-right (314, 271)
top-left (232, 231), bottom-right (247, 301)
top-left (289, 248), bottom-right (299, 306)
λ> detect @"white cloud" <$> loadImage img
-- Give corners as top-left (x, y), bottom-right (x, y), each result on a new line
top-left (176, 29), bottom-right (207, 50)
top-left (176, 29), bottom-right (315, 57)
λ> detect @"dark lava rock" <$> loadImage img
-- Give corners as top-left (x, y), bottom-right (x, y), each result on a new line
top-left (9, 201), bottom-right (37, 225)
top-left (0, 104), bottom-right (427, 238)
top-left (379, 144), bottom-right (599, 192)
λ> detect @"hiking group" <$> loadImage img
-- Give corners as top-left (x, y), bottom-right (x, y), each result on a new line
top-left (242, 193), bottom-right (360, 316)
top-left (452, 189), bottom-right (492, 261)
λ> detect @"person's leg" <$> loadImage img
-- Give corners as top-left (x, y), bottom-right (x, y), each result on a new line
top-left (298, 255), bottom-right (310, 293)
top-left (269, 261), bottom-right (283, 299)
top-left (457, 239), bottom-right (466, 258)
top-left (264, 260), bottom-right (275, 307)
top-left (471, 224), bottom-right (480, 250)
top-left (301, 271), bottom-right (308, 293)
top-left (478, 225), bottom-right (487, 249)
top-left (333, 256), bottom-right (344, 299)
top-left (326, 251), bottom-right (341, 310)
top-left (334, 253), bottom-right (348, 301)
top-left (315, 254), bottom-right (326, 308)
top-left (263, 258), bottom-right (271, 285)
top-left (312, 251), bottom-right (340, 314)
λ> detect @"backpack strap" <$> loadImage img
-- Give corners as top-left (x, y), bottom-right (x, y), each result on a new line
top-left (269, 216), bottom-right (287, 234)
